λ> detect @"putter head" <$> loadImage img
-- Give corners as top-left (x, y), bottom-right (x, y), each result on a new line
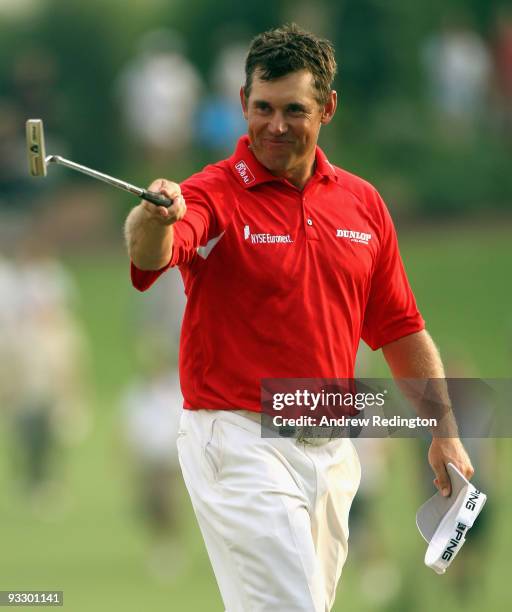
top-left (26, 118), bottom-right (47, 177)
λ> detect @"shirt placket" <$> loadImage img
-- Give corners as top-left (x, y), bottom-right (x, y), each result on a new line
top-left (302, 180), bottom-right (320, 241)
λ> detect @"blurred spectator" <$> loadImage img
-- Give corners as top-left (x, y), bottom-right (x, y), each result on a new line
top-left (3, 239), bottom-right (90, 512)
top-left (131, 266), bottom-right (185, 353)
top-left (1, 48), bottom-right (65, 211)
top-left (12, 47), bottom-right (61, 123)
top-left (0, 255), bottom-right (19, 408)
top-left (120, 345), bottom-right (186, 579)
top-left (0, 99), bottom-right (26, 205)
top-left (422, 13), bottom-right (492, 136)
top-left (195, 40), bottom-right (247, 154)
top-left (115, 28), bottom-right (202, 170)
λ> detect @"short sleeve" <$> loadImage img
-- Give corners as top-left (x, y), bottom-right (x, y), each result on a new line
top-left (361, 198), bottom-right (425, 350)
top-left (130, 258), bottom-right (173, 292)
top-left (130, 173), bottom-right (218, 292)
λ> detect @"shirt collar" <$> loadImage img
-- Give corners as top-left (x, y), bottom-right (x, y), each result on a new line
top-left (228, 135), bottom-right (337, 189)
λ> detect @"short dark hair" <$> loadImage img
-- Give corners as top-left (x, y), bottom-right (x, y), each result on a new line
top-left (244, 24), bottom-right (337, 106)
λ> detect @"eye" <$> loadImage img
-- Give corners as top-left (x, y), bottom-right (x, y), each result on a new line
top-left (287, 105), bottom-right (307, 116)
top-left (254, 102), bottom-right (271, 114)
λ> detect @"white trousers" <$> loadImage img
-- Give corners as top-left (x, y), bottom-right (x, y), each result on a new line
top-left (177, 409), bottom-right (361, 612)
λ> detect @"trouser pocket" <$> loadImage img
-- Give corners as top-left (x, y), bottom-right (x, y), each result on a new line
top-left (204, 418), bottom-right (223, 481)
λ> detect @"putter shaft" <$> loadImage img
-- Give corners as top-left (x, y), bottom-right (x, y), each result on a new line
top-left (26, 119), bottom-right (172, 207)
top-left (46, 155), bottom-right (173, 207)
top-left (47, 155), bottom-right (143, 197)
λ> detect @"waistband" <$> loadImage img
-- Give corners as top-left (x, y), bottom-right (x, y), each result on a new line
top-left (231, 410), bottom-right (345, 446)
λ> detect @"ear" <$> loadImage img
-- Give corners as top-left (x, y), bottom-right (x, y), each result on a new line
top-left (240, 86), bottom-right (248, 120)
top-left (320, 90), bottom-right (337, 126)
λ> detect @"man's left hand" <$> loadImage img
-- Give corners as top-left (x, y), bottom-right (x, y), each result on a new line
top-left (428, 437), bottom-right (474, 497)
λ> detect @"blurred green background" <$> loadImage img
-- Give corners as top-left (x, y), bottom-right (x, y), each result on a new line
top-left (0, 0), bottom-right (511, 611)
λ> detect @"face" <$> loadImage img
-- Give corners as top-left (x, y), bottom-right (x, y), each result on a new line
top-left (241, 69), bottom-right (336, 186)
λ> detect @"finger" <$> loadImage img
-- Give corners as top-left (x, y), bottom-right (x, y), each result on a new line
top-left (159, 196), bottom-right (186, 221)
top-left (456, 461), bottom-right (474, 481)
top-left (141, 199), bottom-right (170, 217)
top-left (164, 195), bottom-right (185, 217)
top-left (462, 454), bottom-right (475, 481)
top-left (174, 195), bottom-right (186, 219)
top-left (434, 462), bottom-right (451, 497)
top-left (159, 181), bottom-right (181, 201)
top-left (145, 179), bottom-right (181, 204)
top-left (156, 204), bottom-right (172, 217)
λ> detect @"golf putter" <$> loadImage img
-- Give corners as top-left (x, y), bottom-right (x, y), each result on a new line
top-left (25, 119), bottom-right (173, 207)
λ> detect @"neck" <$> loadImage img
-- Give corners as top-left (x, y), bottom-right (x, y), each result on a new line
top-left (272, 156), bottom-right (317, 191)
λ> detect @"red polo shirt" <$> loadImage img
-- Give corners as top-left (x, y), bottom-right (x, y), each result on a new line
top-left (131, 136), bottom-right (424, 412)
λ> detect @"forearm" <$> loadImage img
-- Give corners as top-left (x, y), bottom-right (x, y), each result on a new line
top-left (382, 330), bottom-right (458, 436)
top-left (382, 329), bottom-right (445, 378)
top-left (125, 203), bottom-right (174, 270)
top-left (382, 330), bottom-right (474, 491)
top-left (124, 179), bottom-right (186, 271)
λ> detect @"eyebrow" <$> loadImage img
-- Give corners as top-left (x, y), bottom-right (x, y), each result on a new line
top-left (252, 99), bottom-right (309, 111)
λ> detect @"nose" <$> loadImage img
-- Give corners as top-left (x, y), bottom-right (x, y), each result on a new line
top-left (267, 112), bottom-right (287, 136)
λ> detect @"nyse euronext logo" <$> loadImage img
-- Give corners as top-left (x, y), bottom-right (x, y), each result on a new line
top-left (244, 225), bottom-right (293, 245)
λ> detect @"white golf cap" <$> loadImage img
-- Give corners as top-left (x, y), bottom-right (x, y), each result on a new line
top-left (416, 462), bottom-right (487, 575)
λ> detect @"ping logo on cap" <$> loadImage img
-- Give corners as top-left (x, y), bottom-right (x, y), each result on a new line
top-left (441, 522), bottom-right (467, 562)
top-left (466, 490), bottom-right (481, 511)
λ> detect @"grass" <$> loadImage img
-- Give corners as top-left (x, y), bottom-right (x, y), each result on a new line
top-left (0, 221), bottom-right (510, 611)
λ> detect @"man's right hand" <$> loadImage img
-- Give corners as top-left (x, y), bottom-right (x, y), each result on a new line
top-left (126, 178), bottom-right (186, 270)
top-left (142, 178), bottom-right (187, 225)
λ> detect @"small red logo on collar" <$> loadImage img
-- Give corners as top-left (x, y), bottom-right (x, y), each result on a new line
top-left (234, 160), bottom-right (255, 185)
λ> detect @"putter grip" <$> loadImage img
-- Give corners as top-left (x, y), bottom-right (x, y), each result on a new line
top-left (142, 190), bottom-right (173, 208)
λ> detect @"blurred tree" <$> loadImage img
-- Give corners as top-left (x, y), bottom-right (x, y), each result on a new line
top-left (168, 0), bottom-right (282, 77)
top-left (0, 0), bottom-right (510, 217)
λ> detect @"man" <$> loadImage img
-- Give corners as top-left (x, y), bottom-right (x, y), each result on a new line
top-left (125, 24), bottom-right (473, 612)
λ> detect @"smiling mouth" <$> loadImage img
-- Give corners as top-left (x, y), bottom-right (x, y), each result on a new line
top-left (263, 138), bottom-right (293, 147)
